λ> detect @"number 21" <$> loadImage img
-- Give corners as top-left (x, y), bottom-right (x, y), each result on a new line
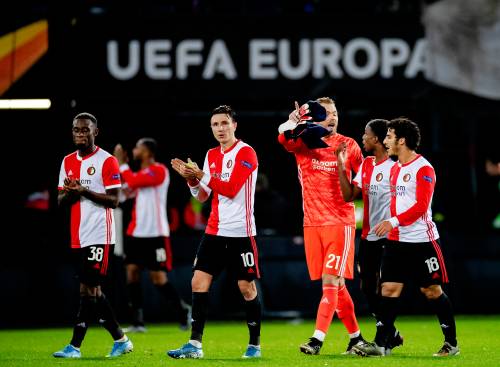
top-left (326, 254), bottom-right (341, 270)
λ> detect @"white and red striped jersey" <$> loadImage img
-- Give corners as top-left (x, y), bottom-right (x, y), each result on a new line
top-left (353, 156), bottom-right (395, 241)
top-left (120, 163), bottom-right (170, 238)
top-left (190, 140), bottom-right (258, 237)
top-left (387, 155), bottom-right (440, 242)
top-left (58, 147), bottom-right (122, 248)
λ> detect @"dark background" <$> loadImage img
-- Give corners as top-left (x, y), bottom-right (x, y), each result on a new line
top-left (1, 0), bottom-right (500, 327)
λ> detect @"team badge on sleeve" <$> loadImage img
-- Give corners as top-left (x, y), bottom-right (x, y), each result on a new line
top-left (241, 160), bottom-right (253, 169)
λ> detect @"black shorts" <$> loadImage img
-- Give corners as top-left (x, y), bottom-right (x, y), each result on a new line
top-left (124, 236), bottom-right (173, 271)
top-left (357, 238), bottom-right (385, 279)
top-left (73, 245), bottom-right (114, 287)
top-left (194, 234), bottom-right (261, 281)
top-left (380, 239), bottom-right (449, 287)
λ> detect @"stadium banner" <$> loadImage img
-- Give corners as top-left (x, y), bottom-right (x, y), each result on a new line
top-left (65, 15), bottom-right (427, 101)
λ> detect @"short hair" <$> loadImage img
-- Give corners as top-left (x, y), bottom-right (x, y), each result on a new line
top-left (387, 117), bottom-right (421, 151)
top-left (211, 105), bottom-right (236, 120)
top-left (73, 112), bottom-right (97, 126)
top-left (138, 137), bottom-right (158, 156)
top-left (366, 119), bottom-right (389, 144)
top-left (316, 97), bottom-right (335, 105)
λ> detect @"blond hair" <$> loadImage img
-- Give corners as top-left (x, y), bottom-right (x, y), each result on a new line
top-left (316, 97), bottom-right (335, 105)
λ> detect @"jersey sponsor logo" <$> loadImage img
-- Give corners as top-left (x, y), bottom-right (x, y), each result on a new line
top-left (403, 173), bottom-right (411, 182)
top-left (87, 166), bottom-right (96, 175)
top-left (423, 175), bottom-right (433, 183)
top-left (241, 160), bottom-right (253, 169)
top-left (226, 159), bottom-right (233, 168)
top-left (376, 173), bottom-right (383, 182)
top-left (210, 162), bottom-right (216, 169)
top-left (311, 158), bottom-right (337, 172)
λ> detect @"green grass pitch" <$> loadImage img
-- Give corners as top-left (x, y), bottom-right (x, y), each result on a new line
top-left (0, 315), bottom-right (498, 366)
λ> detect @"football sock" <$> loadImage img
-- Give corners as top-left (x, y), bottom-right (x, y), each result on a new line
top-left (244, 295), bottom-right (262, 346)
top-left (429, 293), bottom-right (457, 347)
top-left (314, 285), bottom-right (338, 336)
top-left (360, 275), bottom-right (380, 320)
top-left (374, 296), bottom-right (399, 348)
top-left (127, 282), bottom-right (144, 326)
top-left (70, 296), bottom-right (96, 348)
top-left (190, 292), bottom-right (209, 343)
top-left (97, 293), bottom-right (124, 341)
top-left (156, 282), bottom-right (185, 323)
top-left (337, 285), bottom-right (361, 336)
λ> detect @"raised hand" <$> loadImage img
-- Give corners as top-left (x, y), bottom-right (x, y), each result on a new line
top-left (335, 142), bottom-right (347, 169)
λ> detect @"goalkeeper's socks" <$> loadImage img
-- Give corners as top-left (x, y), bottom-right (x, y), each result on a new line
top-left (429, 293), bottom-right (457, 347)
top-left (337, 285), bottom-right (361, 336)
top-left (70, 296), bottom-right (97, 347)
top-left (244, 295), bottom-right (262, 346)
top-left (315, 285), bottom-right (338, 335)
top-left (190, 292), bottom-right (209, 343)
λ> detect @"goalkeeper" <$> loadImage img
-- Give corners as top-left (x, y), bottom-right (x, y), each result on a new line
top-left (278, 97), bottom-right (366, 355)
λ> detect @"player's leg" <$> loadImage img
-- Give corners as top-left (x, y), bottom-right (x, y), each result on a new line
top-left (125, 264), bottom-right (145, 331)
top-left (418, 240), bottom-right (458, 357)
top-left (358, 239), bottom-right (403, 354)
top-left (167, 234), bottom-right (222, 359)
top-left (331, 226), bottom-right (366, 353)
top-left (336, 278), bottom-right (367, 354)
top-left (233, 236), bottom-right (262, 358)
top-left (88, 245), bottom-right (132, 357)
top-left (124, 236), bottom-right (145, 332)
top-left (54, 247), bottom-right (97, 358)
top-left (149, 237), bottom-right (190, 330)
top-left (353, 240), bottom-right (405, 357)
top-left (358, 239), bottom-right (382, 319)
top-left (300, 226), bottom-right (340, 355)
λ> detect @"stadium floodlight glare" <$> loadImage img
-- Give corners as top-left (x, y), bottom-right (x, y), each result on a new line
top-left (0, 99), bottom-right (51, 109)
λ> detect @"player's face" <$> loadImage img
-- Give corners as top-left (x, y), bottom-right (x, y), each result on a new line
top-left (384, 128), bottom-right (400, 157)
top-left (133, 142), bottom-right (148, 161)
top-left (362, 126), bottom-right (377, 153)
top-left (210, 113), bottom-right (237, 146)
top-left (317, 102), bottom-right (338, 134)
top-left (72, 119), bottom-right (97, 150)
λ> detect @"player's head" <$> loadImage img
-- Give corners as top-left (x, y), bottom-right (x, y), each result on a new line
top-left (210, 105), bottom-right (237, 147)
top-left (385, 117), bottom-right (421, 156)
top-left (315, 97), bottom-right (338, 135)
top-left (133, 137), bottom-right (157, 161)
top-left (363, 119), bottom-right (389, 153)
top-left (72, 112), bottom-right (98, 150)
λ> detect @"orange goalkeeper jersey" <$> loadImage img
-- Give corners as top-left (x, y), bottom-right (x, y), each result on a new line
top-left (278, 132), bottom-right (363, 226)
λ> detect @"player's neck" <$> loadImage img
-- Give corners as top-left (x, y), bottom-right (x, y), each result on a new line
top-left (78, 144), bottom-right (97, 158)
top-left (141, 158), bottom-right (155, 169)
top-left (398, 149), bottom-right (417, 165)
top-left (373, 146), bottom-right (388, 163)
top-left (221, 137), bottom-right (237, 151)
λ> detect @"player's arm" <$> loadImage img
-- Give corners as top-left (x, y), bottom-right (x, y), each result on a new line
top-left (277, 105), bottom-right (306, 153)
top-left (57, 160), bottom-right (79, 206)
top-left (336, 143), bottom-right (362, 202)
top-left (119, 164), bottom-right (166, 189)
top-left (188, 147), bottom-right (257, 199)
top-left (68, 155), bottom-right (122, 208)
top-left (374, 166), bottom-right (435, 236)
top-left (58, 178), bottom-right (81, 207)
